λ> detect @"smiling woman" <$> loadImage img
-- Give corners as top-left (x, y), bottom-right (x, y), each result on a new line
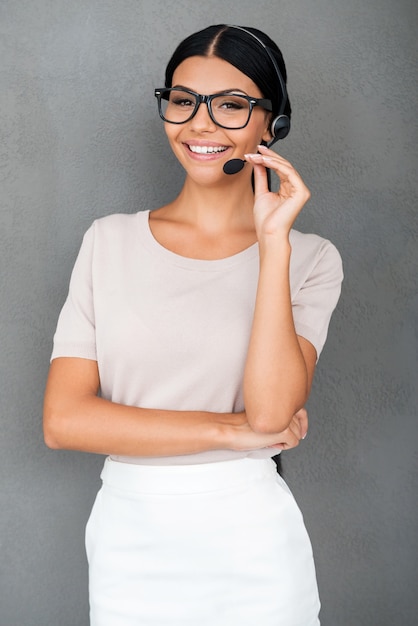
top-left (44, 23), bottom-right (343, 626)
top-left (159, 55), bottom-right (274, 188)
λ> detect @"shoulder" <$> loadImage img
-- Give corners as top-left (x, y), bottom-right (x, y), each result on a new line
top-left (92, 210), bottom-right (148, 234)
top-left (81, 211), bottom-right (149, 247)
top-left (290, 229), bottom-right (343, 276)
top-left (289, 229), bottom-right (343, 295)
top-left (289, 230), bottom-right (343, 356)
top-left (290, 228), bottom-right (341, 259)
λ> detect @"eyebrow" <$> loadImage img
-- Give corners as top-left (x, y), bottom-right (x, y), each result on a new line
top-left (171, 84), bottom-right (251, 96)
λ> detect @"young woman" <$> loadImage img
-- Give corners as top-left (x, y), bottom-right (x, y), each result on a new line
top-left (44, 24), bottom-right (343, 625)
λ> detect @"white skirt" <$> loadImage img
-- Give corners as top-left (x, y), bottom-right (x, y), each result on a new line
top-left (86, 457), bottom-right (320, 625)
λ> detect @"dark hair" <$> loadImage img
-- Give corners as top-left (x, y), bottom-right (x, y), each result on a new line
top-left (165, 24), bottom-right (291, 127)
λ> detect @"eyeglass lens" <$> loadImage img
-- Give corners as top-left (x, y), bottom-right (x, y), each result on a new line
top-left (160, 90), bottom-right (252, 128)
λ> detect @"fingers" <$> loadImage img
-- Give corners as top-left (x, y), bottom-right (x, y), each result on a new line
top-left (294, 407), bottom-right (308, 440)
top-left (243, 150), bottom-right (270, 196)
top-left (267, 408), bottom-right (308, 450)
top-left (286, 416), bottom-right (304, 445)
top-left (267, 422), bottom-right (300, 450)
top-left (234, 408), bottom-right (308, 451)
top-left (267, 428), bottom-right (299, 450)
top-left (245, 146), bottom-right (310, 203)
top-left (244, 145), bottom-right (293, 175)
top-left (244, 153), bottom-right (270, 199)
top-left (252, 162), bottom-right (270, 197)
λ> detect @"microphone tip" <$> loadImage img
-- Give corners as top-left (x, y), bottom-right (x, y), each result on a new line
top-left (223, 158), bottom-right (246, 175)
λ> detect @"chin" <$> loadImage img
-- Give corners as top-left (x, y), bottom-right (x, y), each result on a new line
top-left (182, 161), bottom-right (226, 186)
top-left (188, 169), bottom-right (235, 188)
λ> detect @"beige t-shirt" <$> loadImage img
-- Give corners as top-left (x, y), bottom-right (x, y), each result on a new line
top-left (51, 210), bottom-right (343, 465)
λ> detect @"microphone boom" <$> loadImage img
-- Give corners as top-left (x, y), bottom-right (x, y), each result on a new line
top-left (223, 159), bottom-right (246, 175)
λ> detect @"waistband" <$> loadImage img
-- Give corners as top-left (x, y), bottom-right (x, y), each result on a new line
top-left (100, 456), bottom-right (277, 495)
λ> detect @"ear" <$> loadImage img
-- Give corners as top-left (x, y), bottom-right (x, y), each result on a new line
top-left (261, 114), bottom-right (273, 144)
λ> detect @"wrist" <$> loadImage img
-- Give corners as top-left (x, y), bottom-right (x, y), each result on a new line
top-left (210, 412), bottom-right (246, 451)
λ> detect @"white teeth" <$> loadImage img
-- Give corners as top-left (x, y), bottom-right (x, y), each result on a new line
top-left (188, 145), bottom-right (228, 154)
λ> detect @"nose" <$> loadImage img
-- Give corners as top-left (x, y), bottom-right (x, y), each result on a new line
top-left (189, 101), bottom-right (217, 132)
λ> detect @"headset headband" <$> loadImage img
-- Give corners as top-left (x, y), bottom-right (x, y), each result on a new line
top-left (226, 25), bottom-right (288, 117)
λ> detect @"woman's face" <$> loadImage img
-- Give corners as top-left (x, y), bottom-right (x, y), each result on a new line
top-left (164, 55), bottom-right (272, 186)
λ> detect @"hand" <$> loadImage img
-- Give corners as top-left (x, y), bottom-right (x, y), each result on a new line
top-left (265, 407), bottom-right (308, 451)
top-left (229, 408), bottom-right (308, 452)
top-left (244, 145), bottom-right (311, 240)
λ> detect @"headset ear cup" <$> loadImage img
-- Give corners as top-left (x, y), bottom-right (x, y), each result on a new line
top-left (270, 115), bottom-right (290, 141)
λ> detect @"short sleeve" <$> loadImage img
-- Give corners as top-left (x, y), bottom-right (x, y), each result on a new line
top-left (50, 224), bottom-right (97, 361)
top-left (291, 238), bottom-right (343, 359)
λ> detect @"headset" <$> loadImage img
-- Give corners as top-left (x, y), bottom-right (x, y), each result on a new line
top-left (227, 25), bottom-right (290, 146)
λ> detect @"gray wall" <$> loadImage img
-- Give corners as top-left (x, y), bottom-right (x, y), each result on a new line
top-left (1, 0), bottom-right (417, 624)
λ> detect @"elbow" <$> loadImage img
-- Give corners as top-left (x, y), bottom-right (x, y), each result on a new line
top-left (43, 433), bottom-right (62, 450)
top-left (43, 406), bottom-right (66, 450)
top-left (247, 400), bottom-right (306, 434)
top-left (43, 425), bottom-right (61, 450)
top-left (248, 411), bottom-right (292, 435)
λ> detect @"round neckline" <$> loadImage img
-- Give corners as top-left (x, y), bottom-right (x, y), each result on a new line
top-left (139, 210), bottom-right (259, 271)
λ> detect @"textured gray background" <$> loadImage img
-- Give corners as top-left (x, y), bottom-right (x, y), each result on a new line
top-left (1, 0), bottom-right (417, 624)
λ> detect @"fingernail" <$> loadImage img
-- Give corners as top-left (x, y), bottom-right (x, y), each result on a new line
top-left (302, 433), bottom-right (307, 440)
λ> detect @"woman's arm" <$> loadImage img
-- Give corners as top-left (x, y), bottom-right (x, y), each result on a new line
top-left (243, 146), bottom-right (317, 434)
top-left (43, 357), bottom-right (307, 456)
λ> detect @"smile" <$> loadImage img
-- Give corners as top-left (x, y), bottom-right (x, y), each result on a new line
top-left (187, 145), bottom-right (228, 154)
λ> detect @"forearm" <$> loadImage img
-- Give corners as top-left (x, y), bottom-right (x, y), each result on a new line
top-left (43, 357), bottom-right (309, 456)
top-left (44, 393), bottom-right (240, 457)
top-left (243, 240), bottom-right (309, 433)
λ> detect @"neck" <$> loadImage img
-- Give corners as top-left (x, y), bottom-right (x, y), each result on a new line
top-left (168, 174), bottom-right (255, 235)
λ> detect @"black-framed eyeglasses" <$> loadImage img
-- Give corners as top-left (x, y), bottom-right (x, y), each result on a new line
top-left (154, 87), bottom-right (272, 130)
